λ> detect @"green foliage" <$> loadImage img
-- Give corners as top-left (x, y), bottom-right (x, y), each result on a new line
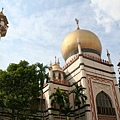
top-left (36, 63), bottom-right (50, 90)
top-left (70, 82), bottom-right (87, 120)
top-left (70, 82), bottom-right (87, 108)
top-left (35, 63), bottom-right (50, 120)
top-left (49, 87), bottom-right (68, 109)
top-left (60, 102), bottom-right (72, 119)
top-left (49, 87), bottom-right (72, 120)
top-left (49, 83), bottom-right (87, 120)
top-left (0, 60), bottom-right (49, 120)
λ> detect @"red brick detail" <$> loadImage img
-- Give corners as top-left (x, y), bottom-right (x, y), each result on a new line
top-left (88, 78), bottom-right (97, 120)
top-left (53, 79), bottom-right (70, 85)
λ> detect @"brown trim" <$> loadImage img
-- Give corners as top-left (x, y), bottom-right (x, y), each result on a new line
top-left (82, 48), bottom-right (101, 56)
top-left (48, 76), bottom-right (86, 87)
top-left (65, 62), bottom-right (115, 78)
top-left (85, 69), bottom-right (116, 79)
top-left (64, 53), bottom-right (113, 71)
top-left (64, 63), bottom-right (115, 82)
top-left (65, 49), bottom-right (78, 61)
top-left (88, 77), bottom-right (97, 120)
top-left (43, 89), bottom-right (49, 94)
top-left (65, 63), bottom-right (85, 78)
top-left (85, 64), bottom-right (115, 74)
top-left (49, 81), bottom-right (70, 87)
top-left (65, 48), bottom-right (101, 61)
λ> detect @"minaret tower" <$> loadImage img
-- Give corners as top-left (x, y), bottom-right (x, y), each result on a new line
top-left (0, 8), bottom-right (9, 39)
top-left (107, 49), bottom-right (112, 64)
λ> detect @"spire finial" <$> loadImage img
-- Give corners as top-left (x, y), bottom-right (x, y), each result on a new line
top-left (106, 49), bottom-right (110, 56)
top-left (58, 58), bottom-right (60, 65)
top-left (106, 49), bottom-right (112, 64)
top-left (1, 8), bottom-right (4, 13)
top-left (75, 18), bottom-right (80, 29)
top-left (118, 53), bottom-right (120, 65)
top-left (55, 56), bottom-right (56, 64)
top-left (50, 60), bottom-right (52, 66)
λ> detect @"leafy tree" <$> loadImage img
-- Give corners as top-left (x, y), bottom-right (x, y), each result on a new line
top-left (49, 87), bottom-right (72, 120)
top-left (0, 60), bottom-right (49, 120)
top-left (70, 82), bottom-right (87, 120)
top-left (35, 63), bottom-right (49, 120)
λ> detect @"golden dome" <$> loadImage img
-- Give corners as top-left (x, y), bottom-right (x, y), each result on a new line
top-left (51, 63), bottom-right (62, 71)
top-left (61, 28), bottom-right (102, 61)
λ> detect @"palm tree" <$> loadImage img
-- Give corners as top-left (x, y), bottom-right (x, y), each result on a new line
top-left (49, 87), bottom-right (71, 120)
top-left (60, 102), bottom-right (72, 120)
top-left (70, 82), bottom-right (87, 120)
top-left (36, 63), bottom-right (50, 120)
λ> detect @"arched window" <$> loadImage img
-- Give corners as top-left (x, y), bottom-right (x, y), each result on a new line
top-left (53, 72), bottom-right (55, 79)
top-left (96, 91), bottom-right (116, 116)
top-left (58, 73), bottom-right (61, 80)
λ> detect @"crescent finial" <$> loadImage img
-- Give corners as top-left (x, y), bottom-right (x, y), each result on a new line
top-left (75, 18), bottom-right (80, 29)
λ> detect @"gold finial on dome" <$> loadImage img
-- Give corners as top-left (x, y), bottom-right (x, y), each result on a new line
top-left (75, 18), bottom-right (80, 30)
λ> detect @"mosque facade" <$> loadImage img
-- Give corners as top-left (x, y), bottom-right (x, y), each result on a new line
top-left (43, 20), bottom-right (120, 120)
top-left (0, 11), bottom-right (120, 119)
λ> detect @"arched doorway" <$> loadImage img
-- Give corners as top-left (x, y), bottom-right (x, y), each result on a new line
top-left (96, 91), bottom-right (117, 120)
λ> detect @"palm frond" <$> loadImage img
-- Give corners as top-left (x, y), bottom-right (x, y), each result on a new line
top-left (71, 82), bottom-right (87, 108)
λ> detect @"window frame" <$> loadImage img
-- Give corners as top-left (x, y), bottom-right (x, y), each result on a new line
top-left (96, 91), bottom-right (116, 116)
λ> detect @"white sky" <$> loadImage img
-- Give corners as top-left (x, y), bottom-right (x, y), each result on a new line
top-left (0, 0), bottom-right (120, 79)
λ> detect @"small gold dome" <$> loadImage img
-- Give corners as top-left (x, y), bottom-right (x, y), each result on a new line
top-left (51, 63), bottom-right (62, 71)
top-left (61, 29), bottom-right (102, 61)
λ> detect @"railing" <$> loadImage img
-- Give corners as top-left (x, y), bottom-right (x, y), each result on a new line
top-left (97, 107), bottom-right (116, 115)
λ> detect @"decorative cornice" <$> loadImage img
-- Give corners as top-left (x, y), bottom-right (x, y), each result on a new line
top-left (83, 53), bottom-right (113, 66)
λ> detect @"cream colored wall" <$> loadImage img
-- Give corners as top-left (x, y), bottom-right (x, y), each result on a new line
top-left (63, 53), bottom-right (120, 120)
top-left (83, 56), bottom-right (120, 120)
top-left (43, 82), bottom-right (74, 120)
top-left (49, 69), bottom-right (64, 81)
top-left (64, 58), bottom-right (85, 82)
top-left (83, 57), bottom-right (115, 77)
top-left (64, 56), bottom-right (93, 120)
top-left (43, 84), bottom-right (50, 108)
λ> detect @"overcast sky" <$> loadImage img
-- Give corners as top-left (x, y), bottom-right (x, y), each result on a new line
top-left (0, 0), bottom-right (120, 78)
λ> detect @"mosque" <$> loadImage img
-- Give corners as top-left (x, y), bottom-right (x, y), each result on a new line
top-left (42, 19), bottom-right (120, 120)
top-left (0, 8), bottom-right (120, 120)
